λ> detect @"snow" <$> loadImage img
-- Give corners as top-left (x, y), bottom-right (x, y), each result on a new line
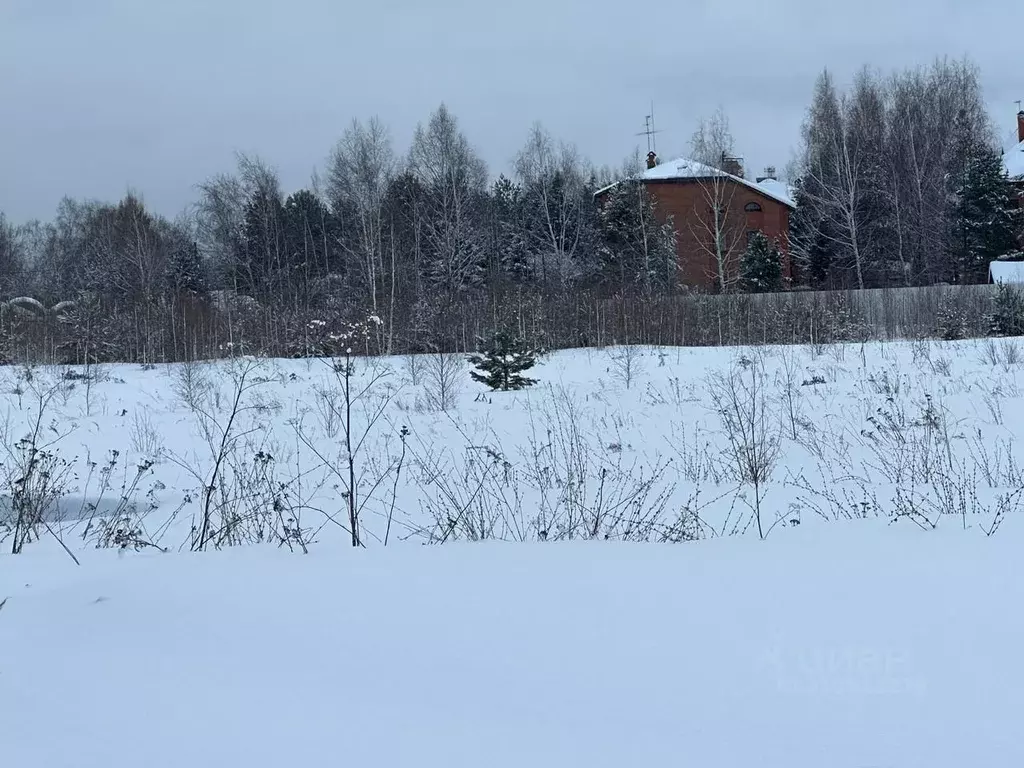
top-left (640, 157), bottom-right (797, 208)
top-left (4, 339), bottom-right (1024, 766)
top-left (641, 155), bottom-right (724, 182)
top-left (4, 526), bottom-right (1024, 767)
top-left (990, 259), bottom-right (1024, 283)
top-left (754, 176), bottom-right (797, 208)
top-left (1004, 139), bottom-right (1024, 180)
top-left (596, 159), bottom-right (796, 208)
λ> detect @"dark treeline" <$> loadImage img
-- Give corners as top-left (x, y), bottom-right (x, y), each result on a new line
top-left (792, 59), bottom-right (1022, 289)
top-left (0, 57), bottom-right (1021, 364)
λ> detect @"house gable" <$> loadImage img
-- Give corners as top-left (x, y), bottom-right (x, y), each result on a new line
top-left (593, 155), bottom-right (795, 291)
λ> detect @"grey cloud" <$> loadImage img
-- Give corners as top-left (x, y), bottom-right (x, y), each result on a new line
top-left (1, 0), bottom-right (1019, 222)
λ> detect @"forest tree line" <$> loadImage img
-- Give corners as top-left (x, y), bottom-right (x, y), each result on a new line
top-left (791, 59), bottom-right (1022, 289)
top-left (0, 56), bottom-right (1021, 362)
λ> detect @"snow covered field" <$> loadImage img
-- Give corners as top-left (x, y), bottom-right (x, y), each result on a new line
top-left (3, 338), bottom-right (1024, 765)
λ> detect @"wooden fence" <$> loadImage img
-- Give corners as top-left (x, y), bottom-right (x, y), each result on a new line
top-left (0, 283), bottom-right (1009, 365)
top-left (590, 284), bottom-right (1000, 348)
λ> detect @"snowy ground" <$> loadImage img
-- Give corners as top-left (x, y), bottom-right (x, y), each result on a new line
top-left (3, 338), bottom-right (1024, 765)
top-left (5, 527), bottom-right (1024, 767)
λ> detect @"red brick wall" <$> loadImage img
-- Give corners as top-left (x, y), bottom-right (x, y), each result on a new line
top-left (644, 179), bottom-right (792, 291)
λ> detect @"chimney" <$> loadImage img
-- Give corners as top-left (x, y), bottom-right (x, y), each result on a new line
top-left (646, 151), bottom-right (658, 169)
top-left (1018, 110), bottom-right (1024, 144)
top-left (720, 152), bottom-right (744, 178)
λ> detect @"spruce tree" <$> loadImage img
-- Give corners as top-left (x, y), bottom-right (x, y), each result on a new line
top-left (597, 180), bottom-right (677, 293)
top-left (936, 294), bottom-right (968, 340)
top-left (990, 281), bottom-right (1024, 336)
top-left (491, 175), bottom-right (532, 283)
top-left (952, 139), bottom-right (1022, 283)
top-left (740, 231), bottom-right (783, 292)
top-left (468, 330), bottom-right (538, 391)
top-left (788, 179), bottom-right (848, 289)
top-left (165, 238), bottom-right (207, 295)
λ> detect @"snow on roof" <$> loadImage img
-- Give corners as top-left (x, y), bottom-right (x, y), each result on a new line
top-left (602, 157), bottom-right (797, 208)
top-left (989, 260), bottom-right (1024, 284)
top-left (752, 177), bottom-right (796, 208)
top-left (1004, 140), bottom-right (1024, 180)
top-left (640, 156), bottom-right (721, 182)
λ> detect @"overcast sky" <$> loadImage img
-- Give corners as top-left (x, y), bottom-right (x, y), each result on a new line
top-left (1, 0), bottom-right (1020, 222)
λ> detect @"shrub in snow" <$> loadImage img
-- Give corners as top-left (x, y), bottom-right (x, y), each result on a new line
top-left (423, 352), bottom-right (463, 411)
top-left (707, 357), bottom-right (780, 540)
top-left (2, 380), bottom-right (77, 555)
top-left (989, 282), bottom-right (1024, 337)
top-left (820, 294), bottom-right (869, 343)
top-left (608, 345), bottom-right (645, 390)
top-left (58, 292), bottom-right (122, 365)
top-left (468, 331), bottom-right (538, 391)
top-left (936, 294), bottom-right (969, 340)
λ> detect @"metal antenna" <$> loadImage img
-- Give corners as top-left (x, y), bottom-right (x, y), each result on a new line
top-left (635, 101), bottom-right (661, 154)
top-left (1017, 99), bottom-right (1022, 113)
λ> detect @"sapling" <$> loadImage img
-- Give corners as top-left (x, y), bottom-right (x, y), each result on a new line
top-left (294, 314), bottom-right (400, 547)
top-left (708, 357), bottom-right (781, 539)
top-left (608, 345), bottom-right (644, 390)
top-left (468, 330), bottom-right (538, 391)
top-left (423, 352), bottom-right (462, 412)
top-left (166, 357), bottom-right (267, 551)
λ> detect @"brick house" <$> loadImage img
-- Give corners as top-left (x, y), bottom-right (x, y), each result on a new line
top-left (596, 152), bottom-right (795, 291)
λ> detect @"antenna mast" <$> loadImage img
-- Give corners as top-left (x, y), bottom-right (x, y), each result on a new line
top-left (636, 101), bottom-right (661, 154)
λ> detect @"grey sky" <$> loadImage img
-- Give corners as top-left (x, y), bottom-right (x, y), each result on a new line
top-left (1, 0), bottom-right (1020, 223)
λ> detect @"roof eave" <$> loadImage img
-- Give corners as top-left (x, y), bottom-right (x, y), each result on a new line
top-left (593, 172), bottom-right (797, 209)
top-left (642, 174), bottom-right (796, 209)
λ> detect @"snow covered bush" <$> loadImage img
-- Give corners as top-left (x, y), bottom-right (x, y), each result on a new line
top-left (936, 294), bottom-right (969, 340)
top-left (989, 281), bottom-right (1024, 337)
top-left (708, 355), bottom-right (781, 539)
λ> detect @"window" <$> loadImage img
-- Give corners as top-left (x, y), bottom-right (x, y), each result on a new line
top-left (744, 201), bottom-right (762, 212)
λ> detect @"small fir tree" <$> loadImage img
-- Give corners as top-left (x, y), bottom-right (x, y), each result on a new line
top-left (468, 330), bottom-right (538, 391)
top-left (989, 281), bottom-right (1024, 336)
top-left (936, 294), bottom-right (968, 340)
top-left (740, 231), bottom-right (783, 293)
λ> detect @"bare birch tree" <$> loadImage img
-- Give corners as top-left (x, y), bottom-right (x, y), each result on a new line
top-left (795, 59), bottom-right (991, 289)
top-left (327, 117), bottom-right (397, 351)
top-left (886, 58), bottom-right (989, 284)
top-left (514, 123), bottom-right (591, 286)
top-left (408, 104), bottom-right (488, 308)
top-left (196, 153), bottom-right (286, 299)
top-left (99, 193), bottom-right (167, 302)
top-left (799, 71), bottom-right (869, 289)
top-left (689, 108), bottom-right (745, 292)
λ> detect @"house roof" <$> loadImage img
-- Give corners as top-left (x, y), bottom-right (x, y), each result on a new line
top-left (753, 177), bottom-right (797, 208)
top-left (989, 260), bottom-right (1024, 284)
top-left (596, 157), bottom-right (797, 209)
top-left (1004, 140), bottom-right (1024, 180)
